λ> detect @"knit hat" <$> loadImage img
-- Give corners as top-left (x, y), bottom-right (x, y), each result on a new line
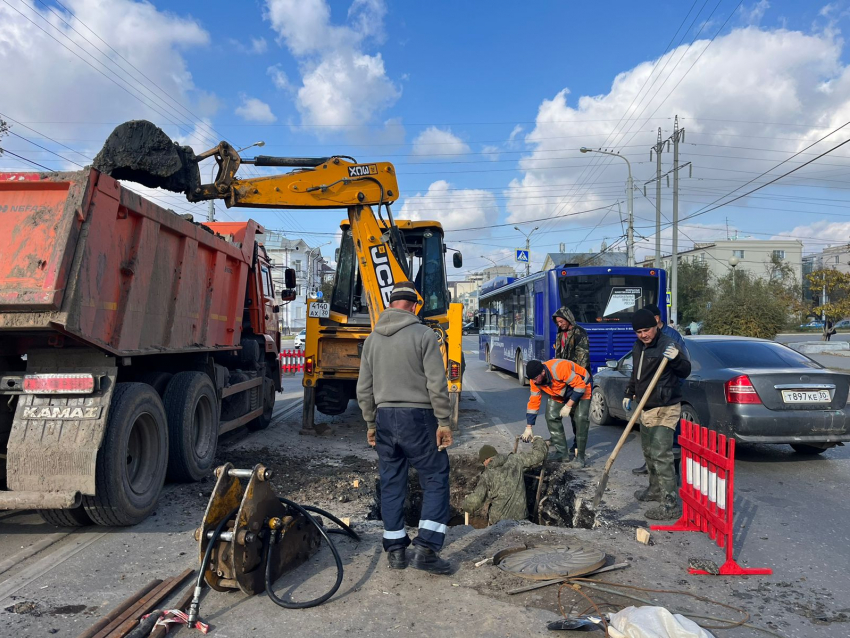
top-left (643, 303), bottom-right (661, 317)
top-left (525, 359), bottom-right (544, 379)
top-left (479, 444), bottom-right (498, 463)
top-left (631, 308), bottom-right (657, 331)
top-left (389, 281), bottom-right (418, 303)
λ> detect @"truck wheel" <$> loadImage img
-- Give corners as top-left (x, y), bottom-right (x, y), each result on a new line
top-left (39, 506), bottom-right (93, 527)
top-left (137, 371), bottom-right (173, 398)
top-left (240, 339), bottom-right (262, 368)
top-left (247, 377), bottom-right (275, 431)
top-left (163, 372), bottom-right (218, 482)
top-left (83, 383), bottom-right (168, 526)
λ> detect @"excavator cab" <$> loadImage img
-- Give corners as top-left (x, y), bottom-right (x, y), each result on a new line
top-left (330, 220), bottom-right (452, 322)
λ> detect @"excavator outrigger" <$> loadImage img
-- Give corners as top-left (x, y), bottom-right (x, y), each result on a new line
top-left (94, 120), bottom-right (464, 431)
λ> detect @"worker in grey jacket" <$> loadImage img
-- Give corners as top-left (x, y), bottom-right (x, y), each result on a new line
top-left (357, 281), bottom-right (453, 575)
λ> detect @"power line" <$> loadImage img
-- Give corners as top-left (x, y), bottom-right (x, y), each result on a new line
top-left (0, 148), bottom-right (52, 170)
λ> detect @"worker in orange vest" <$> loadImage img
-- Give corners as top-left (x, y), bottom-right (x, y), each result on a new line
top-left (521, 359), bottom-right (592, 467)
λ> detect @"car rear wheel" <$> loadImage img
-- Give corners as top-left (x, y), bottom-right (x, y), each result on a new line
top-left (590, 387), bottom-right (613, 425)
top-left (790, 443), bottom-right (832, 455)
top-left (680, 404), bottom-right (700, 425)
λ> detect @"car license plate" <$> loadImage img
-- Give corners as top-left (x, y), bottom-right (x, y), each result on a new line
top-left (781, 390), bottom-right (830, 403)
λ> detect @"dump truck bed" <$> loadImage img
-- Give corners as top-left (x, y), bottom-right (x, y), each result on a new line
top-left (0, 169), bottom-right (260, 355)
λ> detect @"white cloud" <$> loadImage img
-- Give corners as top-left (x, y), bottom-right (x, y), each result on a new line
top-left (267, 64), bottom-right (290, 90)
top-left (742, 1), bottom-right (770, 25)
top-left (506, 26), bottom-right (850, 246)
top-left (481, 145), bottom-right (501, 161)
top-left (250, 37), bottom-right (268, 54)
top-left (398, 180), bottom-right (497, 231)
top-left (772, 220), bottom-right (850, 252)
top-left (235, 94), bottom-right (277, 123)
top-left (264, 0), bottom-right (400, 129)
top-left (0, 0), bottom-right (212, 167)
top-left (410, 127), bottom-right (471, 159)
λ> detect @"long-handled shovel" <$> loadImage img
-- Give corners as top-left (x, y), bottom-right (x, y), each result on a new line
top-left (591, 357), bottom-right (669, 509)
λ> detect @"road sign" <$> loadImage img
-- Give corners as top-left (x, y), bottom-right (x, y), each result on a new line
top-left (666, 291), bottom-right (672, 308)
top-left (516, 249), bottom-right (529, 263)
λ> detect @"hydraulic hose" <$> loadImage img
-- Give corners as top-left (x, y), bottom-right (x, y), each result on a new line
top-left (264, 497), bottom-right (356, 609)
top-left (187, 507), bottom-right (239, 625)
top-left (298, 504), bottom-right (360, 542)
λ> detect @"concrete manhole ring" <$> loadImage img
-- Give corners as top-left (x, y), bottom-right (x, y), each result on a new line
top-left (494, 545), bottom-right (606, 581)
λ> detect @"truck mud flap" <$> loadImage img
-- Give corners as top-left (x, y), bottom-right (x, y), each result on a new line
top-left (5, 353), bottom-right (117, 497)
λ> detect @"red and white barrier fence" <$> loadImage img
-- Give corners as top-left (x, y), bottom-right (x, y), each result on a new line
top-left (651, 420), bottom-right (772, 576)
top-left (279, 349), bottom-right (304, 375)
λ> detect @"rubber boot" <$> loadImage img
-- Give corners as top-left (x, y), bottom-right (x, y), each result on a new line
top-left (645, 427), bottom-right (682, 520)
top-left (632, 463), bottom-right (648, 475)
top-left (634, 424), bottom-right (661, 502)
top-left (566, 399), bottom-right (590, 469)
top-left (545, 399), bottom-right (570, 460)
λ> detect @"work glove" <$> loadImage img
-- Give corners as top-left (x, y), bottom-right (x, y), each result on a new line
top-left (521, 425), bottom-right (534, 442)
top-left (436, 424), bottom-right (453, 450)
top-left (663, 345), bottom-right (679, 360)
top-left (559, 403), bottom-right (574, 419)
top-left (366, 424), bottom-right (376, 448)
top-left (622, 397), bottom-right (633, 412)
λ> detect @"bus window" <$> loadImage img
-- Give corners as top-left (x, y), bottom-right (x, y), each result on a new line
top-left (558, 274), bottom-right (660, 323)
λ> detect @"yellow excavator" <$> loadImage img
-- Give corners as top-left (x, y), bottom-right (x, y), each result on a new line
top-left (95, 120), bottom-right (464, 431)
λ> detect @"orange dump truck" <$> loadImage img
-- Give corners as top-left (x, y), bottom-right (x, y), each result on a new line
top-left (0, 169), bottom-right (295, 526)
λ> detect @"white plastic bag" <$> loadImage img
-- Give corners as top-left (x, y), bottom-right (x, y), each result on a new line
top-left (608, 606), bottom-right (714, 638)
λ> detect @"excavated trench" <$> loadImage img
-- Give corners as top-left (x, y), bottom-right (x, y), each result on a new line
top-left (368, 455), bottom-right (599, 530)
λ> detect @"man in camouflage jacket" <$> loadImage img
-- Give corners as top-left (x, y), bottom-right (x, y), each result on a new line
top-left (552, 307), bottom-right (590, 461)
top-left (462, 437), bottom-right (548, 524)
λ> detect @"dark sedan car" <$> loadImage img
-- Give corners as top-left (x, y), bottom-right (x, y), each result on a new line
top-left (590, 335), bottom-right (850, 454)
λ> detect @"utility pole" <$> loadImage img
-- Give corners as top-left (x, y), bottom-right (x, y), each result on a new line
top-left (669, 116), bottom-right (688, 327)
top-left (650, 128), bottom-right (668, 268)
top-left (513, 226), bottom-right (539, 277)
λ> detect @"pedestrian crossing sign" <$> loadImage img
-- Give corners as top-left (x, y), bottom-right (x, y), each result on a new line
top-left (516, 250), bottom-right (529, 263)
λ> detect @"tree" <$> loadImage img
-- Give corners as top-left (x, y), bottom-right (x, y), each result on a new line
top-left (319, 277), bottom-right (334, 301)
top-left (704, 270), bottom-right (789, 339)
top-left (765, 253), bottom-right (806, 319)
top-left (676, 260), bottom-right (713, 325)
top-left (807, 269), bottom-right (850, 340)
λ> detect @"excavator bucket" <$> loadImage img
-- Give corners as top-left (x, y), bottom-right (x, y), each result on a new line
top-left (93, 120), bottom-right (201, 195)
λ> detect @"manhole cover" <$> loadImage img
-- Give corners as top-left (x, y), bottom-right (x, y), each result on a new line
top-left (494, 545), bottom-right (606, 581)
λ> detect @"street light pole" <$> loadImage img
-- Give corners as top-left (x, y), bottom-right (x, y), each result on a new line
top-left (479, 255), bottom-right (498, 268)
top-left (513, 226), bottom-right (539, 277)
top-left (728, 256), bottom-right (739, 293)
top-left (208, 140), bottom-right (266, 222)
top-left (580, 147), bottom-right (634, 266)
top-left (305, 241), bottom-right (331, 297)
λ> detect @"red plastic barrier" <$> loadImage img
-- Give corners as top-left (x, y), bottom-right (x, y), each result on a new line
top-left (651, 420), bottom-right (772, 576)
top-left (279, 349), bottom-right (304, 375)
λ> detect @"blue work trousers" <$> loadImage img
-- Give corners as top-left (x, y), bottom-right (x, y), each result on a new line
top-left (376, 407), bottom-right (450, 552)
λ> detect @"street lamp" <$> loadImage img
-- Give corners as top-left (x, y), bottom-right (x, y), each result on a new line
top-left (579, 147), bottom-right (635, 267)
top-left (479, 255), bottom-right (498, 268)
top-left (728, 256), bottom-right (739, 293)
top-left (208, 141), bottom-right (265, 222)
top-left (513, 226), bottom-right (539, 277)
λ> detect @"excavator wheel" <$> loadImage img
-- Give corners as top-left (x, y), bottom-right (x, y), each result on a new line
top-left (315, 381), bottom-right (350, 416)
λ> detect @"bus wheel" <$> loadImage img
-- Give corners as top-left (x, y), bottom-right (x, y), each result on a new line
top-left (516, 352), bottom-right (527, 386)
top-left (486, 345), bottom-right (494, 371)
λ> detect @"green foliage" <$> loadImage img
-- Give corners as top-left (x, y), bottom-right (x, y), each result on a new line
top-left (807, 268), bottom-right (850, 338)
top-left (676, 260), bottom-right (713, 324)
top-left (704, 269), bottom-right (788, 339)
top-left (319, 278), bottom-right (334, 301)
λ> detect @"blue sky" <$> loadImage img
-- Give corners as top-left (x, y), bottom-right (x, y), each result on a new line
top-left (3, 0), bottom-right (850, 277)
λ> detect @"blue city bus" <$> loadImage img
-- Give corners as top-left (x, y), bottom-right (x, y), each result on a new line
top-left (478, 266), bottom-right (667, 383)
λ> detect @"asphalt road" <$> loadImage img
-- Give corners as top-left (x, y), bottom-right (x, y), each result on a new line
top-left (461, 335), bottom-right (850, 622)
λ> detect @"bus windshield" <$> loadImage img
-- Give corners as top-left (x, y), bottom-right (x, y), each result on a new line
top-left (558, 273), bottom-right (660, 323)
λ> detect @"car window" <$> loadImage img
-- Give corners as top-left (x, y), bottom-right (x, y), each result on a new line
top-left (619, 352), bottom-right (633, 371)
top-left (700, 341), bottom-right (822, 369)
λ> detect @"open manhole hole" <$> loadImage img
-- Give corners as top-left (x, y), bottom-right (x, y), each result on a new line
top-left (368, 455), bottom-right (598, 530)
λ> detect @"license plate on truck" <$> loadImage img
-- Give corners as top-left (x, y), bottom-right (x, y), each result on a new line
top-left (781, 390), bottom-right (830, 403)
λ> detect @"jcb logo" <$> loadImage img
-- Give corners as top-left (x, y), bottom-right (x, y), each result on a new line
top-left (348, 164), bottom-right (378, 177)
top-left (370, 245), bottom-right (394, 308)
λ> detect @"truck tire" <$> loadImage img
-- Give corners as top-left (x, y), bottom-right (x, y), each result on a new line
top-left (240, 339), bottom-right (262, 368)
top-left (247, 377), bottom-right (275, 432)
top-left (137, 371), bottom-right (173, 398)
top-left (163, 372), bottom-right (218, 482)
top-left (315, 381), bottom-right (349, 416)
top-left (39, 506), bottom-right (93, 527)
top-left (83, 383), bottom-right (168, 526)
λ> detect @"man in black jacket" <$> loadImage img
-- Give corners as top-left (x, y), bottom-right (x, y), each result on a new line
top-left (624, 309), bottom-right (691, 520)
